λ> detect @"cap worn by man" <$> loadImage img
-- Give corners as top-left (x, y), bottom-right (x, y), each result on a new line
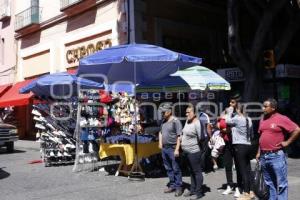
top-left (159, 103), bottom-right (173, 112)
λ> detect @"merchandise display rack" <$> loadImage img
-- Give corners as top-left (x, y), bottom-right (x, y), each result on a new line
top-left (32, 102), bottom-right (77, 167)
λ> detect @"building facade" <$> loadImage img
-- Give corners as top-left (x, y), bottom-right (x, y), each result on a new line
top-left (0, 0), bottom-right (17, 85)
top-left (0, 0), bottom-right (130, 139)
top-left (15, 0), bottom-right (129, 81)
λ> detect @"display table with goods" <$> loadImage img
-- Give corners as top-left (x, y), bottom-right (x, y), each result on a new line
top-left (99, 136), bottom-right (160, 176)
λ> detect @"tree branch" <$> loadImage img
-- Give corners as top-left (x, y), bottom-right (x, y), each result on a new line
top-left (250, 0), bottom-right (289, 63)
top-left (274, 12), bottom-right (300, 62)
top-left (228, 0), bottom-right (251, 70)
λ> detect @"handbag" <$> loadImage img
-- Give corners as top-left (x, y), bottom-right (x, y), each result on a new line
top-left (252, 162), bottom-right (269, 200)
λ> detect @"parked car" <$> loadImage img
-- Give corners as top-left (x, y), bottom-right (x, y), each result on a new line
top-left (0, 122), bottom-right (18, 152)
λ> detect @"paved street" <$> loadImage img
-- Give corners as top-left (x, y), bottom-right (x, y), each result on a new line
top-left (1, 140), bottom-right (300, 200)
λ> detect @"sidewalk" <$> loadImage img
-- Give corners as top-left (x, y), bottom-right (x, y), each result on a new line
top-left (15, 140), bottom-right (40, 151)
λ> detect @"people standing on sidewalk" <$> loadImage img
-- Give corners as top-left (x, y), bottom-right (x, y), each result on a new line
top-left (181, 105), bottom-right (204, 200)
top-left (256, 98), bottom-right (300, 200)
top-left (158, 103), bottom-right (183, 197)
top-left (225, 105), bottom-right (255, 200)
top-left (220, 96), bottom-right (242, 198)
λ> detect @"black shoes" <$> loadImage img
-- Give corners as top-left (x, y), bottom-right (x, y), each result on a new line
top-left (164, 187), bottom-right (175, 193)
top-left (164, 187), bottom-right (183, 197)
top-left (183, 191), bottom-right (195, 197)
top-left (190, 193), bottom-right (204, 200)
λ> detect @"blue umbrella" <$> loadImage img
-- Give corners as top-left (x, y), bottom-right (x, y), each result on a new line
top-left (77, 43), bottom-right (202, 84)
top-left (19, 72), bottom-right (103, 98)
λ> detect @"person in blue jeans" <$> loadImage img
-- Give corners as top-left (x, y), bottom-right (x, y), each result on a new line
top-left (158, 103), bottom-right (183, 197)
top-left (256, 98), bottom-right (300, 200)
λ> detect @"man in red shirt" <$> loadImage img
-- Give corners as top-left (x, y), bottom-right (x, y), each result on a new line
top-left (256, 98), bottom-right (300, 200)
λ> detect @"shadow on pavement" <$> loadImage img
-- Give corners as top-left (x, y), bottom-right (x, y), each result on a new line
top-left (181, 182), bottom-right (211, 196)
top-left (0, 167), bottom-right (10, 180)
top-left (0, 149), bottom-right (26, 154)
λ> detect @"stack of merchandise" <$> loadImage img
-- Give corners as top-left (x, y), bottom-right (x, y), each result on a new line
top-left (32, 104), bottom-right (76, 167)
top-left (75, 90), bottom-right (159, 172)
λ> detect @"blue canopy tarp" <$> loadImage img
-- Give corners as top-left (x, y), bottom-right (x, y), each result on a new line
top-left (19, 72), bottom-right (103, 98)
top-left (77, 43), bottom-right (202, 84)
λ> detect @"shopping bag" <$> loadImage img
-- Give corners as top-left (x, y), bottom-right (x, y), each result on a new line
top-left (252, 162), bottom-right (269, 200)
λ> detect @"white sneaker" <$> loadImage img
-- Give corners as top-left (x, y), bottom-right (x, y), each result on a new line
top-left (36, 132), bottom-right (40, 139)
top-left (33, 116), bottom-right (43, 122)
top-left (84, 156), bottom-right (92, 163)
top-left (46, 123), bottom-right (55, 131)
top-left (32, 109), bottom-right (42, 116)
top-left (80, 118), bottom-right (87, 126)
top-left (222, 186), bottom-right (233, 195)
top-left (234, 188), bottom-right (241, 198)
top-left (49, 151), bottom-right (55, 157)
top-left (213, 164), bottom-right (218, 170)
top-left (57, 151), bottom-right (63, 157)
top-left (35, 124), bottom-right (46, 130)
top-left (89, 143), bottom-right (94, 153)
top-left (63, 152), bottom-right (71, 157)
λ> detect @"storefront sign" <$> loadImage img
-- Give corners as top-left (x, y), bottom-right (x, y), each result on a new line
top-left (276, 64), bottom-right (300, 78)
top-left (217, 68), bottom-right (244, 82)
top-left (65, 38), bottom-right (112, 67)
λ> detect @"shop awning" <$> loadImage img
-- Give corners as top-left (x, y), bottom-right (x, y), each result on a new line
top-left (0, 84), bottom-right (12, 96)
top-left (0, 79), bottom-right (34, 108)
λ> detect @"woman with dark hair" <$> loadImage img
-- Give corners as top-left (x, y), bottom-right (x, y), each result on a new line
top-left (220, 97), bottom-right (241, 197)
top-left (224, 104), bottom-right (255, 200)
top-left (181, 105), bottom-right (204, 200)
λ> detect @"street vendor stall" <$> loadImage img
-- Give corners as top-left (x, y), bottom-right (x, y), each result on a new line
top-left (75, 43), bottom-right (202, 179)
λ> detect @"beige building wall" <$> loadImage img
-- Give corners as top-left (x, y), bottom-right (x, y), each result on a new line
top-left (0, 0), bottom-right (17, 84)
top-left (14, 0), bottom-right (30, 14)
top-left (40, 0), bottom-right (61, 22)
top-left (16, 0), bottom-right (125, 81)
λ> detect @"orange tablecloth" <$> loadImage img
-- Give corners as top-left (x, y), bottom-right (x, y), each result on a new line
top-left (99, 142), bottom-right (160, 165)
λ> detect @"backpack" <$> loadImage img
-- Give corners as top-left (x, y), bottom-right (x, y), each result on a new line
top-left (198, 112), bottom-right (210, 141)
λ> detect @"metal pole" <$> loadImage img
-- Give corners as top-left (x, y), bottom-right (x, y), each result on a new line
top-left (129, 61), bottom-right (145, 181)
top-left (128, 0), bottom-right (135, 43)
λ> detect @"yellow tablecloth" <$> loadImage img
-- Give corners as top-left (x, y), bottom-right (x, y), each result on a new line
top-left (99, 142), bottom-right (161, 165)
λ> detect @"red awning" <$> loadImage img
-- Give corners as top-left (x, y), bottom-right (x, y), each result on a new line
top-left (0, 79), bottom-right (34, 108)
top-left (0, 84), bottom-right (12, 96)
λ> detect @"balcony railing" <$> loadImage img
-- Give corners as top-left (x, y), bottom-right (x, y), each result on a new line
top-left (15, 6), bottom-right (41, 31)
top-left (0, 0), bottom-right (10, 21)
top-left (60, 0), bottom-right (83, 10)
